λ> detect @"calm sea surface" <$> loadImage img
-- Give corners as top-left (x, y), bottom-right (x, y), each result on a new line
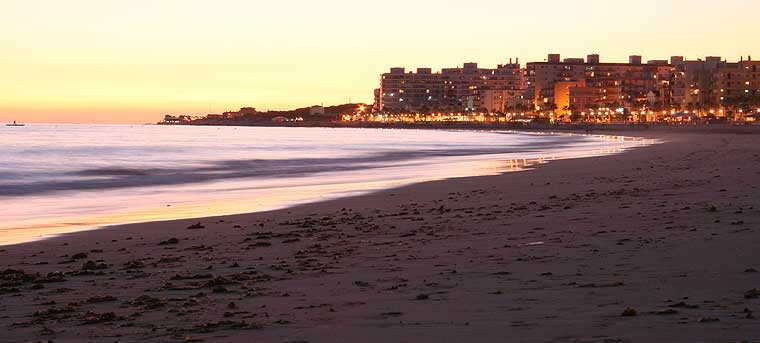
top-left (0, 125), bottom-right (650, 245)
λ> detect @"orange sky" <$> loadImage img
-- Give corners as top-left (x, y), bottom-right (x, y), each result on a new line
top-left (1, 0), bottom-right (758, 124)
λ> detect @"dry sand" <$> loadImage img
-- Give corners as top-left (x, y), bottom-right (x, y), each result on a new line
top-left (1, 130), bottom-right (759, 342)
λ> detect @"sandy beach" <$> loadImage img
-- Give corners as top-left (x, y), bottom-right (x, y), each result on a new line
top-left (1, 129), bottom-right (759, 343)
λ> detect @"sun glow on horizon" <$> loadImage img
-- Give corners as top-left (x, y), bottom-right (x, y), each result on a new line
top-left (1, 0), bottom-right (758, 124)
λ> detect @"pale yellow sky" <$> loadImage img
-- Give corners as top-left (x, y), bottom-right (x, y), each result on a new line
top-left (0, 0), bottom-right (757, 123)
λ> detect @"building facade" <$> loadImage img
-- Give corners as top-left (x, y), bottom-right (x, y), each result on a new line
top-left (671, 57), bottom-right (723, 111)
top-left (525, 54), bottom-right (674, 115)
top-left (718, 56), bottom-right (760, 117)
top-left (379, 60), bottom-right (524, 113)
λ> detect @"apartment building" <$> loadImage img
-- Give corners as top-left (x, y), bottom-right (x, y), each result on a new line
top-left (526, 54), bottom-right (674, 113)
top-left (671, 56), bottom-right (723, 110)
top-left (717, 56), bottom-right (760, 102)
top-left (379, 60), bottom-right (524, 112)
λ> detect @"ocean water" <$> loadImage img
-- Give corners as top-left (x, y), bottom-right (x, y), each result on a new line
top-left (0, 125), bottom-right (650, 245)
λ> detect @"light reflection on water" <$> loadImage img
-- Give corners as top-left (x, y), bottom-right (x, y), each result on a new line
top-left (0, 125), bottom-right (654, 245)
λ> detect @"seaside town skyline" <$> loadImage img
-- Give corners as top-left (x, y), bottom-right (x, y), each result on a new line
top-left (162, 52), bottom-right (760, 125)
top-left (372, 53), bottom-right (760, 122)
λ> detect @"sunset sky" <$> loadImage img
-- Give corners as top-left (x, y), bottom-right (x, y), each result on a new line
top-left (1, 0), bottom-right (758, 124)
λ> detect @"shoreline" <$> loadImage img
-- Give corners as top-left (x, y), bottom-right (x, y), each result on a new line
top-left (0, 129), bottom-right (650, 247)
top-left (1, 129), bottom-right (759, 342)
top-left (158, 119), bottom-right (760, 134)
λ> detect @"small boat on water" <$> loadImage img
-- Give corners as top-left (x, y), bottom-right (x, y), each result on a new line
top-left (5, 121), bottom-right (25, 127)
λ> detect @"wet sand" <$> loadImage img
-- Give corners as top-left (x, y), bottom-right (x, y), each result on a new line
top-left (1, 130), bottom-right (759, 342)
